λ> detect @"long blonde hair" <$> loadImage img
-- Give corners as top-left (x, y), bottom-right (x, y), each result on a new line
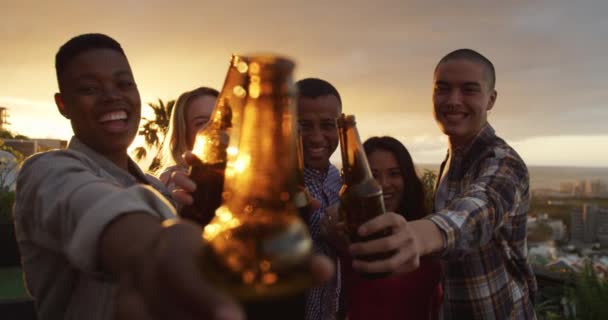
top-left (157, 86), bottom-right (219, 175)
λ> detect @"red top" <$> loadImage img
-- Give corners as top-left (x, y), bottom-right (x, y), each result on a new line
top-left (342, 255), bottom-right (442, 320)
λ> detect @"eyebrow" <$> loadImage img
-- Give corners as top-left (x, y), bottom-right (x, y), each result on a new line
top-left (74, 70), bottom-right (133, 81)
top-left (74, 74), bottom-right (98, 81)
top-left (462, 82), bottom-right (481, 88)
top-left (434, 80), bottom-right (481, 88)
top-left (114, 70), bottom-right (134, 78)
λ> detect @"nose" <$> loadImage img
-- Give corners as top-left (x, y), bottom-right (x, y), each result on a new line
top-left (100, 84), bottom-right (122, 102)
top-left (377, 174), bottom-right (390, 190)
top-left (306, 126), bottom-right (324, 146)
top-left (445, 89), bottom-right (463, 109)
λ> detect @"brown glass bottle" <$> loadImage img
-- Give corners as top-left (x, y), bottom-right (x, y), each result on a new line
top-left (337, 113), bottom-right (395, 279)
top-left (179, 55), bottom-right (249, 227)
top-left (199, 55), bottom-right (312, 319)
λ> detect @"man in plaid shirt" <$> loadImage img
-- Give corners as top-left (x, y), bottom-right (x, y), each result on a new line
top-left (348, 49), bottom-right (537, 319)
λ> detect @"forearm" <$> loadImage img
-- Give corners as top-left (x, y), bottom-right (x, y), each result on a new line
top-left (99, 212), bottom-right (164, 275)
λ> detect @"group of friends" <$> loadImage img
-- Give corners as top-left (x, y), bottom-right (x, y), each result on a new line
top-left (12, 33), bottom-right (537, 320)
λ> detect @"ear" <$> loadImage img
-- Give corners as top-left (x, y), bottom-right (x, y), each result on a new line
top-left (487, 89), bottom-right (497, 111)
top-left (54, 93), bottom-right (69, 119)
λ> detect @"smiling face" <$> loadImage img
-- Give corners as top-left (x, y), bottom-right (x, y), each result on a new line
top-left (185, 94), bottom-right (217, 149)
top-left (368, 149), bottom-right (405, 212)
top-left (433, 59), bottom-right (497, 147)
top-left (55, 48), bottom-right (141, 159)
top-left (297, 94), bottom-right (341, 171)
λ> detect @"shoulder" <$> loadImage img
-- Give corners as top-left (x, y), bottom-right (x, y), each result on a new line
top-left (327, 164), bottom-right (342, 184)
top-left (489, 136), bottom-right (527, 173)
top-left (472, 135), bottom-right (529, 186)
top-left (20, 149), bottom-right (98, 179)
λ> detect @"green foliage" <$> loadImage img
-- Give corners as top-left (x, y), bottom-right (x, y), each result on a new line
top-left (0, 190), bottom-right (15, 224)
top-left (0, 129), bottom-right (13, 139)
top-left (420, 169), bottom-right (437, 211)
top-left (564, 262), bottom-right (608, 319)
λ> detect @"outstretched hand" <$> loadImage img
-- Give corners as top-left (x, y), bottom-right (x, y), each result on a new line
top-left (348, 213), bottom-right (443, 274)
top-left (107, 217), bottom-right (335, 320)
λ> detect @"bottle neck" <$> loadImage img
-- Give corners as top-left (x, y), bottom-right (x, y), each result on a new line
top-left (223, 57), bottom-right (299, 212)
top-left (338, 114), bottom-right (374, 186)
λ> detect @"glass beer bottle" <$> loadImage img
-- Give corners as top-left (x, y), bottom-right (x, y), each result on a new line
top-left (337, 113), bottom-right (394, 278)
top-left (179, 55), bottom-right (249, 227)
top-left (200, 55), bottom-right (312, 319)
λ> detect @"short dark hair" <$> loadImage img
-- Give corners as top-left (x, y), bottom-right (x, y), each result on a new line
top-left (296, 78), bottom-right (342, 107)
top-left (363, 136), bottom-right (428, 221)
top-left (55, 33), bottom-right (126, 91)
top-left (435, 48), bottom-right (496, 91)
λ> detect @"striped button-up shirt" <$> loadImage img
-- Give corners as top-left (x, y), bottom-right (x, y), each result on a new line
top-left (303, 165), bottom-right (342, 320)
top-left (427, 124), bottom-right (537, 319)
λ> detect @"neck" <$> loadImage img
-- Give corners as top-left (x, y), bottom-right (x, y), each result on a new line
top-left (306, 163), bottom-right (330, 174)
top-left (448, 135), bottom-right (474, 151)
top-left (106, 152), bottom-right (131, 171)
top-left (448, 124), bottom-right (487, 151)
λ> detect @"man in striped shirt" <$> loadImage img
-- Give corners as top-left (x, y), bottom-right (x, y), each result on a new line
top-left (348, 49), bottom-right (537, 319)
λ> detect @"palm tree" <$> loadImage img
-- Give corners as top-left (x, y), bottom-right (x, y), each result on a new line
top-left (132, 99), bottom-right (175, 171)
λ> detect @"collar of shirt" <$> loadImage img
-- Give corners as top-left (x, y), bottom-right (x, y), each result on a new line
top-left (68, 137), bottom-right (174, 207)
top-left (441, 123), bottom-right (496, 182)
top-left (69, 137), bottom-right (150, 186)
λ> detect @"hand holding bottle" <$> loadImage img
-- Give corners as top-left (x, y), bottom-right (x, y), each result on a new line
top-left (348, 214), bottom-right (443, 275)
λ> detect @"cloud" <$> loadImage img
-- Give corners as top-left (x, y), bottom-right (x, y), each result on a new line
top-left (2, 0), bottom-right (607, 166)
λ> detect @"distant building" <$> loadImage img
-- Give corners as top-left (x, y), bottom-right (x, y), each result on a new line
top-left (597, 208), bottom-right (608, 246)
top-left (3, 138), bottom-right (67, 157)
top-left (560, 182), bottom-right (574, 194)
top-left (571, 204), bottom-right (608, 246)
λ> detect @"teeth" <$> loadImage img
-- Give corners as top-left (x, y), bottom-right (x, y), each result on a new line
top-left (99, 110), bottom-right (127, 123)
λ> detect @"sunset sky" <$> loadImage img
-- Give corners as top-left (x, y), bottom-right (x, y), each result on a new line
top-left (1, 0), bottom-right (606, 167)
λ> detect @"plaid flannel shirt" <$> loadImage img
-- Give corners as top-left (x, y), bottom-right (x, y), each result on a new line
top-left (303, 165), bottom-right (342, 320)
top-left (427, 124), bottom-right (537, 319)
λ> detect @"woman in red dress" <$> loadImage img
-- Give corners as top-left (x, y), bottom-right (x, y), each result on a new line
top-left (340, 136), bottom-right (442, 320)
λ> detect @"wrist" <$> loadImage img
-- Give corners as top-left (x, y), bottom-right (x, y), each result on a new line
top-left (99, 212), bottom-right (164, 275)
top-left (410, 219), bottom-right (444, 256)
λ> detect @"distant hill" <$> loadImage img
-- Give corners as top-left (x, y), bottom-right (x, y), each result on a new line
top-left (416, 163), bottom-right (608, 191)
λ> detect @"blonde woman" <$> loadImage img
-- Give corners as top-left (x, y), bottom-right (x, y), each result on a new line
top-left (157, 86), bottom-right (219, 186)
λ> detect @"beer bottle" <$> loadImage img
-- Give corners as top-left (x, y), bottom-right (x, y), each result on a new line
top-left (179, 55), bottom-right (249, 227)
top-left (337, 113), bottom-right (394, 278)
top-left (200, 55), bottom-right (312, 319)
